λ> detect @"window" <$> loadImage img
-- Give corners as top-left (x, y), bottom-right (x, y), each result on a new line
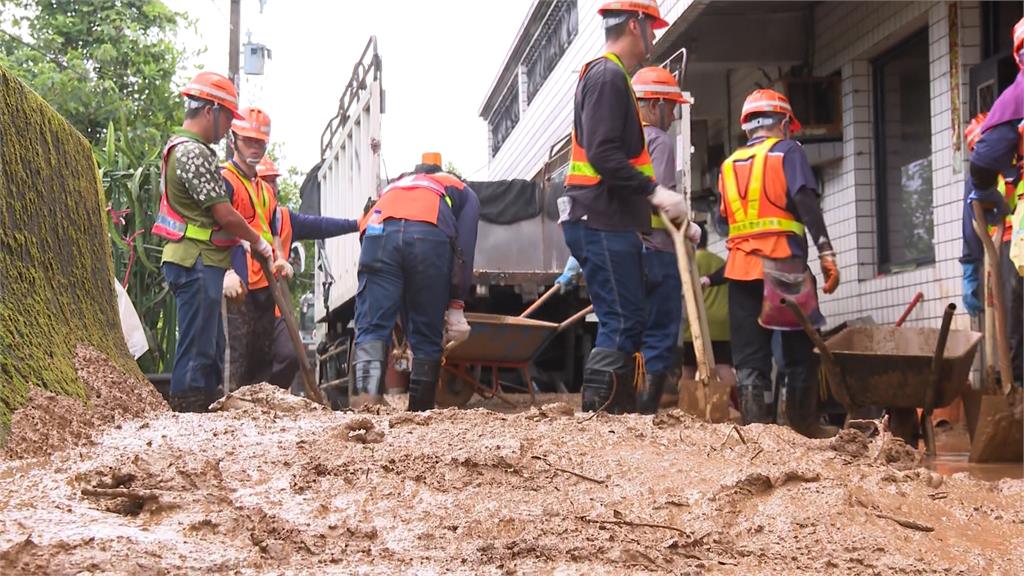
top-left (523, 0), bottom-right (578, 103)
top-left (488, 80), bottom-right (520, 157)
top-left (873, 29), bottom-right (933, 271)
top-left (981, 1), bottom-right (1024, 60)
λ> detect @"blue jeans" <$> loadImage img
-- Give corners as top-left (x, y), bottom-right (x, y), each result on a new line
top-left (562, 220), bottom-right (645, 354)
top-left (163, 258), bottom-right (226, 396)
top-left (355, 220), bottom-right (453, 359)
top-left (642, 248), bottom-right (682, 373)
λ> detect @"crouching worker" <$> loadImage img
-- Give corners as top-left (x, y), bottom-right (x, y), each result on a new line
top-left (353, 152), bottom-right (480, 411)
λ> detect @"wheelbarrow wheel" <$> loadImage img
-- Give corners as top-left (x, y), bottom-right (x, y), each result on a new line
top-left (436, 368), bottom-right (475, 409)
top-left (888, 408), bottom-right (920, 448)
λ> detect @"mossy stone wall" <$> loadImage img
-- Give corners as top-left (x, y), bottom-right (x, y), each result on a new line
top-left (0, 65), bottom-right (139, 428)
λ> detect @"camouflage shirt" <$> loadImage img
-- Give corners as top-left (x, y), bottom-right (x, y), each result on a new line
top-left (160, 128), bottom-right (232, 269)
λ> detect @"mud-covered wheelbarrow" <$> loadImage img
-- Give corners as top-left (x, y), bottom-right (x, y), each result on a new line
top-left (786, 300), bottom-right (982, 455)
top-left (437, 302), bottom-right (593, 409)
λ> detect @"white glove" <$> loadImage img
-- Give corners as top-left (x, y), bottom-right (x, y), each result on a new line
top-left (443, 300), bottom-right (471, 348)
top-left (252, 236), bottom-right (273, 261)
top-left (699, 276), bottom-right (711, 289)
top-left (685, 221), bottom-right (702, 244)
top-left (272, 258), bottom-right (294, 279)
top-left (648, 185), bottom-right (689, 224)
top-left (223, 270), bottom-right (245, 299)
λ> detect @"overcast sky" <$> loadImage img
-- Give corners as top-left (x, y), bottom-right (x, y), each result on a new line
top-left (164, 0), bottom-right (528, 181)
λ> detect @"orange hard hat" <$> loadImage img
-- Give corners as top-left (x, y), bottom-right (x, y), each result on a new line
top-left (256, 156), bottom-right (280, 179)
top-left (231, 107), bottom-right (271, 141)
top-left (598, 0), bottom-right (669, 29)
top-left (1014, 16), bottom-right (1024, 68)
top-left (181, 71), bottom-right (243, 119)
top-left (632, 66), bottom-right (689, 103)
top-left (965, 112), bottom-right (988, 152)
top-left (422, 152), bottom-right (442, 167)
top-left (740, 88), bottom-right (801, 134)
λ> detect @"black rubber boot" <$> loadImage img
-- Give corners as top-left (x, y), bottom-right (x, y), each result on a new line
top-left (582, 348), bottom-right (635, 414)
top-left (736, 368), bottom-right (773, 425)
top-left (350, 341), bottom-right (386, 409)
top-left (407, 357), bottom-right (441, 412)
top-left (787, 384), bottom-right (839, 439)
top-left (636, 372), bottom-right (666, 415)
top-left (169, 387), bottom-right (219, 413)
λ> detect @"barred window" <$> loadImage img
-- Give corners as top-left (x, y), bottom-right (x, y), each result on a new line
top-left (489, 80), bottom-right (520, 158)
top-left (523, 0), bottom-right (578, 103)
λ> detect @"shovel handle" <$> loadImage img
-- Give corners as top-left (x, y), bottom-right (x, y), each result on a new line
top-left (971, 202), bottom-right (1015, 395)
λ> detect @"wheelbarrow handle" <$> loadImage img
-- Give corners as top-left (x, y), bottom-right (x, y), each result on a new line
top-left (520, 284), bottom-right (561, 318)
top-left (922, 303), bottom-right (956, 456)
top-left (556, 305), bottom-right (594, 334)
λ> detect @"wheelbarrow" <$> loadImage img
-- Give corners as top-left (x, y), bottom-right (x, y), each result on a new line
top-left (785, 300), bottom-right (982, 455)
top-left (437, 298), bottom-right (593, 409)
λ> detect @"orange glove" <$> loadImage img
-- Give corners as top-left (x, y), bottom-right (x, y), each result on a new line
top-left (820, 251), bottom-right (840, 294)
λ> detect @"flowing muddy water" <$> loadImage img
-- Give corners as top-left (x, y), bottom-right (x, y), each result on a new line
top-left (1, 382), bottom-right (1023, 574)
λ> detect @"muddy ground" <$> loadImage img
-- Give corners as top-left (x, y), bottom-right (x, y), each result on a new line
top-left (1, 361), bottom-right (1023, 575)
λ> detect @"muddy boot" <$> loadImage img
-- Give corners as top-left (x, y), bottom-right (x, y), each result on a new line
top-left (350, 341), bottom-right (386, 409)
top-left (581, 348), bottom-right (630, 413)
top-left (407, 357), bottom-right (440, 412)
top-left (737, 368), bottom-right (773, 424)
top-left (636, 372), bottom-right (667, 415)
top-left (786, 384), bottom-right (838, 439)
top-left (169, 387), bottom-right (218, 413)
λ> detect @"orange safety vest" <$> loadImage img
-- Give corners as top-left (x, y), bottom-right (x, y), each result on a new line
top-left (719, 138), bottom-right (806, 281)
top-left (222, 161), bottom-right (278, 289)
top-left (152, 135), bottom-right (239, 248)
top-left (564, 53), bottom-right (656, 188)
top-left (358, 172), bottom-right (459, 234)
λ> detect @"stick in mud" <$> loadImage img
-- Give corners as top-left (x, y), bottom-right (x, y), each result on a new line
top-left (81, 487), bottom-right (162, 502)
top-left (531, 455), bottom-right (607, 484)
top-left (874, 512), bottom-right (935, 533)
top-left (579, 515), bottom-right (688, 536)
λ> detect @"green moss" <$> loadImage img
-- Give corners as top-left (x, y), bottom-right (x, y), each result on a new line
top-left (0, 65), bottom-right (141, 430)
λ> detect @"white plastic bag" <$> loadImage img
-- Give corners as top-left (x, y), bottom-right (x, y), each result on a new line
top-left (114, 278), bottom-right (149, 359)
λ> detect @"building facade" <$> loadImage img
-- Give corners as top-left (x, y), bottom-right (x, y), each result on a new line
top-left (480, 0), bottom-right (1022, 332)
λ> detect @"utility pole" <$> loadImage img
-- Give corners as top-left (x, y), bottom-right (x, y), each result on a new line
top-left (227, 0), bottom-right (241, 159)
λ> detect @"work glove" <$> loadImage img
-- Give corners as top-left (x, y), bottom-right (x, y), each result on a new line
top-left (819, 250), bottom-right (840, 295)
top-left (649, 185), bottom-right (688, 224)
top-left (443, 300), bottom-right (471, 349)
top-left (685, 221), bottom-right (702, 244)
top-left (699, 276), bottom-right (711, 289)
top-left (272, 258), bottom-right (294, 279)
top-left (961, 261), bottom-right (983, 316)
top-left (251, 237), bottom-right (274, 261)
top-left (555, 257), bottom-right (582, 293)
top-left (223, 269), bottom-right (245, 301)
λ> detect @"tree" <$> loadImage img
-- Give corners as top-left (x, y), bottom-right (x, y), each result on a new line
top-left (0, 0), bottom-right (190, 150)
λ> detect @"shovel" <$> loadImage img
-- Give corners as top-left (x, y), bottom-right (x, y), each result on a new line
top-left (969, 202), bottom-right (1023, 463)
top-left (255, 253), bottom-right (326, 406)
top-left (661, 213), bottom-right (731, 422)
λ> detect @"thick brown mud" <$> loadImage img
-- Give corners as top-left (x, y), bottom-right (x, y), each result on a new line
top-left (1, 384), bottom-right (1022, 574)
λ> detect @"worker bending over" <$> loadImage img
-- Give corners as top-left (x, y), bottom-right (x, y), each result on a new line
top-left (718, 89), bottom-right (839, 437)
top-left (631, 65), bottom-right (688, 413)
top-left (258, 158), bottom-right (361, 389)
top-left (153, 72), bottom-right (273, 413)
top-left (561, 1), bottom-right (696, 414)
top-left (354, 152), bottom-right (479, 411)
top-left (220, 107), bottom-right (292, 392)
top-left (965, 17), bottom-right (1024, 387)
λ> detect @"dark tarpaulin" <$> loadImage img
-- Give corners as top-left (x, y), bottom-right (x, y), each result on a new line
top-left (466, 179), bottom-right (540, 225)
top-left (298, 161), bottom-right (323, 216)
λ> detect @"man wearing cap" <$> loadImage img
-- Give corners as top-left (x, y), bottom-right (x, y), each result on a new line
top-left (153, 72), bottom-right (274, 413)
top-left (353, 152), bottom-right (479, 411)
top-left (561, 1), bottom-right (695, 414)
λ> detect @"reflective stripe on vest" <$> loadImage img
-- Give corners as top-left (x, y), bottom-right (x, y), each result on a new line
top-left (358, 173), bottom-right (456, 234)
top-left (382, 173), bottom-right (453, 207)
top-left (151, 135), bottom-right (238, 248)
top-left (722, 138), bottom-right (805, 238)
top-left (223, 161), bottom-right (274, 243)
top-left (986, 175), bottom-right (1016, 241)
top-left (565, 53), bottom-right (655, 187)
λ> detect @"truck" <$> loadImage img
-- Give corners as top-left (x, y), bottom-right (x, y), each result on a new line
top-left (306, 40), bottom-right (695, 404)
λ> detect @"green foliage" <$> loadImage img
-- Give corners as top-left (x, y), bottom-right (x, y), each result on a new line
top-left (0, 0), bottom-right (191, 151)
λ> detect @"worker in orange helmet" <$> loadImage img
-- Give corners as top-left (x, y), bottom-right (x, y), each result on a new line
top-left (220, 106), bottom-right (292, 393)
top-left (718, 88), bottom-right (838, 437)
top-left (966, 15), bottom-right (1024, 387)
top-left (154, 72), bottom-right (274, 413)
top-left (562, 1), bottom-right (694, 415)
top-left (630, 65), bottom-right (692, 413)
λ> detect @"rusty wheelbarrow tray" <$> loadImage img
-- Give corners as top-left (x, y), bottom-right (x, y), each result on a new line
top-left (438, 304), bottom-right (593, 408)
top-left (786, 300), bottom-right (981, 454)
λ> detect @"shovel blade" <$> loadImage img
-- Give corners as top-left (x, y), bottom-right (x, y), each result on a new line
top-left (969, 392), bottom-right (1024, 463)
top-left (677, 378), bottom-right (731, 423)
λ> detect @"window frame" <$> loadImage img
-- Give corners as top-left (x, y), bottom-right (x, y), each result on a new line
top-left (871, 26), bottom-right (934, 273)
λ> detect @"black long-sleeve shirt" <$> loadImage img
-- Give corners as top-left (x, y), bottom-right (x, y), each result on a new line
top-left (566, 56), bottom-right (657, 232)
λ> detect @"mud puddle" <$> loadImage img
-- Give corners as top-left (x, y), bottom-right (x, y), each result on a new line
top-left (2, 384), bottom-right (1023, 574)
